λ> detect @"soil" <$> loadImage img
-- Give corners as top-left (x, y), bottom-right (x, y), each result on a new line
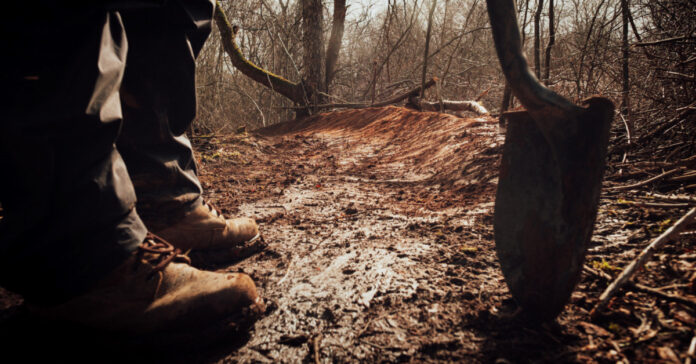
top-left (1, 106), bottom-right (694, 363)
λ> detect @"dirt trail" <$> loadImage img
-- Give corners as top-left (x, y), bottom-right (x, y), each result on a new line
top-left (3, 106), bottom-right (692, 363)
top-left (194, 106), bottom-right (531, 362)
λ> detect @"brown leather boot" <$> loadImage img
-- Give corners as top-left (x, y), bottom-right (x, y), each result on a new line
top-left (32, 234), bottom-right (265, 334)
top-left (155, 201), bottom-right (260, 251)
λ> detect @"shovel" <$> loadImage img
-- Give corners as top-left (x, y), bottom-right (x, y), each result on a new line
top-left (487, 0), bottom-right (614, 321)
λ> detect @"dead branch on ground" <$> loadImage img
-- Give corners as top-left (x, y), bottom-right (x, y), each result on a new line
top-left (409, 97), bottom-right (489, 115)
top-left (608, 167), bottom-right (686, 191)
top-left (590, 207), bottom-right (696, 318)
top-left (277, 78), bottom-right (438, 110)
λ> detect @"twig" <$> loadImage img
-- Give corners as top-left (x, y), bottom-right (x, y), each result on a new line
top-left (590, 208), bottom-right (696, 318)
top-left (670, 170), bottom-right (696, 182)
top-left (277, 255), bottom-right (295, 286)
top-left (616, 200), bottom-right (693, 208)
top-left (587, 239), bottom-right (640, 255)
top-left (686, 333), bottom-right (696, 364)
top-left (584, 265), bottom-right (613, 280)
top-left (633, 34), bottom-right (696, 47)
top-left (608, 167), bottom-right (685, 191)
top-left (313, 334), bottom-right (322, 364)
top-left (638, 108), bottom-right (696, 144)
top-left (618, 113), bottom-right (632, 173)
top-left (611, 155), bottom-right (696, 170)
top-left (646, 192), bottom-right (696, 203)
top-left (630, 282), bottom-right (696, 310)
top-left (584, 265), bottom-right (696, 309)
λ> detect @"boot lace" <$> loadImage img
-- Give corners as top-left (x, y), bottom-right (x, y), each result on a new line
top-left (138, 233), bottom-right (191, 296)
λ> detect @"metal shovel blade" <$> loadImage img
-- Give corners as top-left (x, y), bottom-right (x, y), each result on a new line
top-left (494, 98), bottom-right (613, 321)
top-left (485, 0), bottom-right (614, 321)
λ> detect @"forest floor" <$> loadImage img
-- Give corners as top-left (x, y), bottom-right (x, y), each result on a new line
top-left (1, 106), bottom-right (695, 363)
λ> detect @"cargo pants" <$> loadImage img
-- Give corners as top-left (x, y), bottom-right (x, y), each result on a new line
top-left (0, 1), bottom-right (214, 304)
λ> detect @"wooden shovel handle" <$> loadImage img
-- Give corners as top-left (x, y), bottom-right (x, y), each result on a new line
top-left (486, 0), bottom-right (580, 117)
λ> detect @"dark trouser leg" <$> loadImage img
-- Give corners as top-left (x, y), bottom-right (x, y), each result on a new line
top-left (0, 10), bottom-right (146, 304)
top-left (117, 1), bottom-right (214, 232)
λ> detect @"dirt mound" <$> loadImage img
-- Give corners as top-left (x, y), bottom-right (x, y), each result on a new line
top-left (260, 106), bottom-right (502, 206)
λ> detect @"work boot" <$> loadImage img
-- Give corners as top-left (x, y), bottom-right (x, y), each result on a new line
top-left (155, 201), bottom-right (260, 252)
top-left (32, 234), bottom-right (265, 334)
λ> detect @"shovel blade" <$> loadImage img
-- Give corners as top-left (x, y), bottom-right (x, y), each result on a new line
top-left (494, 97), bottom-right (613, 321)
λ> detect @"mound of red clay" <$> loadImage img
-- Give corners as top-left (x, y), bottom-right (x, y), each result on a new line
top-left (259, 106), bottom-right (503, 204)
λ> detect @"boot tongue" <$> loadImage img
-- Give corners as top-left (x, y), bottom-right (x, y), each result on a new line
top-left (204, 201), bottom-right (225, 220)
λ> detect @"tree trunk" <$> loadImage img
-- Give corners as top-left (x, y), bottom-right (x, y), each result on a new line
top-left (302, 0), bottom-right (325, 110)
top-left (533, 0), bottom-right (543, 79)
top-left (542, 0), bottom-right (554, 83)
top-left (620, 0), bottom-right (634, 145)
top-left (621, 0), bottom-right (630, 117)
top-left (324, 0), bottom-right (346, 93)
top-left (421, 0), bottom-right (438, 98)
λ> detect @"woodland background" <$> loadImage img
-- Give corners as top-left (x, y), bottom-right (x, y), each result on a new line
top-left (196, 0), bottom-right (694, 163)
top-left (1, 2), bottom-right (695, 362)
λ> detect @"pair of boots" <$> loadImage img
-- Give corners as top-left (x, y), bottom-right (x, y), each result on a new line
top-left (33, 202), bottom-right (265, 336)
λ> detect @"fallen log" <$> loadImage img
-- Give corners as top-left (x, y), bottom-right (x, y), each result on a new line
top-left (409, 97), bottom-right (489, 116)
top-left (273, 79), bottom-right (489, 117)
top-left (276, 78), bottom-right (437, 110)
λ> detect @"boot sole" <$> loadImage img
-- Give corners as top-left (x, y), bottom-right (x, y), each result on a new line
top-left (190, 234), bottom-right (267, 265)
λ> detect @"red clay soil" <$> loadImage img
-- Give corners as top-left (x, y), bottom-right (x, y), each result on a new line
top-left (1, 106), bottom-right (694, 363)
top-left (197, 106), bottom-right (507, 363)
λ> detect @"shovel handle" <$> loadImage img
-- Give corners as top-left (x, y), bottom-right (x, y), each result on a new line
top-left (486, 0), bottom-right (580, 116)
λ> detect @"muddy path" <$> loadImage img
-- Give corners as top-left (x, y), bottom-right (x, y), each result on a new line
top-left (197, 106), bottom-right (696, 363)
top-left (192, 107), bottom-right (569, 362)
top-left (1, 106), bottom-right (694, 363)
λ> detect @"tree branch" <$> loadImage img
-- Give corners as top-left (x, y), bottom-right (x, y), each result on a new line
top-left (213, 1), bottom-right (306, 105)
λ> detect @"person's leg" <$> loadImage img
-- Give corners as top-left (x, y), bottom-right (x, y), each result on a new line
top-left (116, 1), bottom-right (210, 231)
top-left (0, 5), bottom-right (264, 333)
top-left (0, 7), bottom-right (144, 304)
top-left (117, 1), bottom-right (260, 249)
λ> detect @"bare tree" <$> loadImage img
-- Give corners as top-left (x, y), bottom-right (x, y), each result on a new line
top-left (196, 0), bottom-right (693, 167)
top-left (542, 0), bottom-right (555, 83)
top-left (421, 0), bottom-right (438, 98)
top-left (620, 0), bottom-right (630, 118)
top-left (533, 0), bottom-right (544, 79)
top-left (301, 0), bottom-right (325, 108)
top-left (325, 0), bottom-right (347, 92)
